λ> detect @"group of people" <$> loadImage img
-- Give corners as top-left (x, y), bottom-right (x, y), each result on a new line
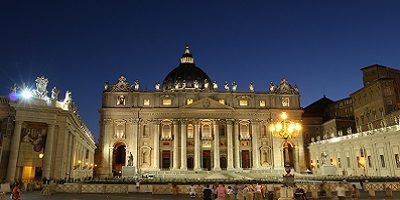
top-left (190, 183), bottom-right (276, 200)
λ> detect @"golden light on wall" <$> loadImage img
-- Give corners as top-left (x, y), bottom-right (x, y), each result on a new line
top-left (239, 100), bottom-right (248, 106)
top-left (162, 99), bottom-right (172, 105)
top-left (219, 99), bottom-right (225, 105)
top-left (143, 99), bottom-right (150, 106)
top-left (186, 98), bottom-right (193, 105)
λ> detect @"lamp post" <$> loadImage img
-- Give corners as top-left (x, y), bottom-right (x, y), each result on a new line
top-left (270, 112), bottom-right (301, 186)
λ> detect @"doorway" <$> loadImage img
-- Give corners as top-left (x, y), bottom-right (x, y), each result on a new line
top-left (202, 150), bottom-right (211, 170)
top-left (242, 150), bottom-right (251, 169)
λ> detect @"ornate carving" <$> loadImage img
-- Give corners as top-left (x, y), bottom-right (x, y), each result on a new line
top-left (51, 87), bottom-right (59, 100)
top-left (155, 81), bottom-right (160, 90)
top-left (62, 91), bottom-right (72, 110)
top-left (224, 81), bottom-right (229, 91)
top-left (22, 128), bottom-right (46, 152)
top-left (232, 82), bottom-right (237, 92)
top-left (109, 76), bottom-right (133, 92)
top-left (212, 81), bottom-right (218, 90)
top-left (133, 80), bottom-right (140, 91)
top-left (249, 82), bottom-right (254, 92)
top-left (33, 76), bottom-right (49, 99)
top-left (269, 79), bottom-right (299, 94)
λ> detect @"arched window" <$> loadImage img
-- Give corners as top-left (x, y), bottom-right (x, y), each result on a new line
top-left (187, 124), bottom-right (194, 139)
top-left (202, 124), bottom-right (212, 139)
top-left (114, 121), bottom-right (125, 139)
top-left (162, 124), bottom-right (172, 139)
top-left (240, 124), bottom-right (250, 140)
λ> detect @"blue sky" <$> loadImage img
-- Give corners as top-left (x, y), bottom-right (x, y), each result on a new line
top-left (1, 1), bottom-right (400, 142)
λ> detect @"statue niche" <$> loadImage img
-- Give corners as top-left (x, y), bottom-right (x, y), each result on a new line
top-left (140, 146), bottom-right (152, 168)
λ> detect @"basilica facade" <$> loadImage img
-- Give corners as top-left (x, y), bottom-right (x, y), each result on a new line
top-left (97, 46), bottom-right (305, 178)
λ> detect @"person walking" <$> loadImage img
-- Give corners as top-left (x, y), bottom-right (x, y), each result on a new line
top-left (336, 182), bottom-right (346, 200)
top-left (216, 183), bottom-right (226, 200)
top-left (190, 185), bottom-right (196, 198)
top-left (12, 182), bottom-right (21, 200)
top-left (233, 184), bottom-right (239, 200)
top-left (255, 183), bottom-right (262, 200)
top-left (203, 185), bottom-right (213, 200)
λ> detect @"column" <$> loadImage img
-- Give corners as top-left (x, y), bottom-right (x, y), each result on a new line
top-left (213, 120), bottom-right (221, 170)
top-left (180, 120), bottom-right (187, 170)
top-left (6, 120), bottom-right (23, 182)
top-left (132, 119), bottom-right (139, 170)
top-left (43, 124), bottom-right (55, 179)
top-left (60, 129), bottom-right (69, 179)
top-left (153, 121), bottom-right (160, 170)
top-left (227, 120), bottom-right (234, 170)
top-left (194, 122), bottom-right (201, 170)
top-left (69, 136), bottom-right (76, 177)
top-left (173, 120), bottom-right (179, 169)
top-left (234, 121), bottom-right (241, 169)
top-left (66, 134), bottom-right (73, 178)
top-left (252, 121), bottom-right (260, 169)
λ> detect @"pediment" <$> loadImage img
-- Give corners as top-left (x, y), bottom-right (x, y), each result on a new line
top-left (181, 97), bottom-right (233, 110)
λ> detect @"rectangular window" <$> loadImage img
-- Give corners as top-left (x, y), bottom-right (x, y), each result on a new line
top-left (338, 158), bottom-right (341, 168)
top-left (239, 100), bottom-right (248, 106)
top-left (259, 100), bottom-right (266, 107)
top-left (162, 99), bottom-right (172, 105)
top-left (395, 154), bottom-right (400, 168)
top-left (347, 157), bottom-right (350, 168)
top-left (356, 156), bottom-right (361, 168)
top-left (367, 156), bottom-right (372, 168)
top-left (219, 99), bottom-right (225, 105)
top-left (186, 98), bottom-right (193, 105)
top-left (219, 126), bottom-right (225, 137)
top-left (143, 99), bottom-right (150, 106)
top-left (380, 155), bottom-right (386, 168)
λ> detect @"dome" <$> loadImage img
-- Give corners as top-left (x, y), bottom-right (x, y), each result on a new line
top-left (162, 46), bottom-right (212, 90)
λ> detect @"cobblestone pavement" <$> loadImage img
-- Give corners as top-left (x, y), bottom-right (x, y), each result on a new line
top-left (11, 191), bottom-right (400, 199)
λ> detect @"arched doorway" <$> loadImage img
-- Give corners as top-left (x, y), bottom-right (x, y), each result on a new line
top-left (282, 142), bottom-right (295, 169)
top-left (112, 142), bottom-right (126, 177)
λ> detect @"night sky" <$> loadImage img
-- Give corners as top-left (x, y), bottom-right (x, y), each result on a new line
top-left (1, 1), bottom-right (400, 142)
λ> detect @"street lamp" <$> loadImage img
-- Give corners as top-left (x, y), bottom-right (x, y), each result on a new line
top-left (270, 112), bottom-right (301, 186)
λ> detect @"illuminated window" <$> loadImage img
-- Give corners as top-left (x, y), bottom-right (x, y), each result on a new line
top-left (219, 99), bottom-right (225, 105)
top-left (186, 98), bottom-right (193, 105)
top-left (162, 124), bottom-right (172, 139)
top-left (187, 124), bottom-right (194, 139)
top-left (162, 99), bottom-right (172, 105)
top-left (259, 100), bottom-right (266, 107)
top-left (117, 95), bottom-right (125, 105)
top-left (143, 99), bottom-right (150, 106)
top-left (240, 124), bottom-right (250, 139)
top-left (239, 100), bottom-right (248, 106)
top-left (202, 124), bottom-right (212, 139)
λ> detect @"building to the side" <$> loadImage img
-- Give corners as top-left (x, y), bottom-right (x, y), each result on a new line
top-left (96, 46), bottom-right (305, 179)
top-left (308, 117), bottom-right (400, 176)
top-left (0, 76), bottom-right (96, 183)
top-left (307, 64), bottom-right (400, 176)
top-left (351, 64), bottom-right (400, 132)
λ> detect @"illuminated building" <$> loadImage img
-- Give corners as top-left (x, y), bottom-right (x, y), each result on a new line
top-left (0, 77), bottom-right (96, 182)
top-left (96, 46), bottom-right (305, 179)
